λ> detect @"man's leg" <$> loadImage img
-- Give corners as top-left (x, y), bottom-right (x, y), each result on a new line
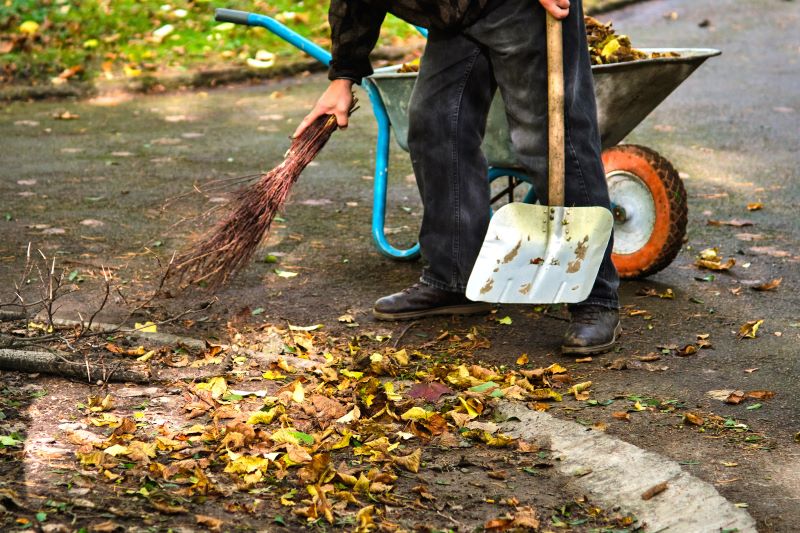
top-left (465, 0), bottom-right (621, 353)
top-left (373, 29), bottom-right (496, 320)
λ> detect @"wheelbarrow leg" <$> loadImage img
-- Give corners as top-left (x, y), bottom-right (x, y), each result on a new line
top-left (364, 80), bottom-right (421, 261)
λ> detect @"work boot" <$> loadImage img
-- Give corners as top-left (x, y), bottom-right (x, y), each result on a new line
top-left (561, 305), bottom-right (621, 355)
top-left (373, 282), bottom-right (492, 321)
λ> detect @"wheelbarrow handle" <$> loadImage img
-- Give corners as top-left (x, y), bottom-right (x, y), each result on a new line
top-left (546, 13), bottom-right (565, 207)
top-left (215, 8), bottom-right (251, 25)
top-left (214, 8), bottom-right (333, 66)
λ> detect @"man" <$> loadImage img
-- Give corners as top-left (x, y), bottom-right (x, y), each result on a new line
top-left (294, 0), bottom-right (621, 355)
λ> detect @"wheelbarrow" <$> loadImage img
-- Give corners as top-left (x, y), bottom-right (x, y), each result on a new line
top-left (215, 8), bottom-right (720, 279)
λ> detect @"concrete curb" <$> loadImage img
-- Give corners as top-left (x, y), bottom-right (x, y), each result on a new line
top-left (497, 402), bottom-right (757, 532)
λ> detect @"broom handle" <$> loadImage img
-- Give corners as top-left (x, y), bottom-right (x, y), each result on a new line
top-left (547, 14), bottom-right (565, 207)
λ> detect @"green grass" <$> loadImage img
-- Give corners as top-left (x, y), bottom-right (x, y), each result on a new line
top-left (0, 0), bottom-right (416, 85)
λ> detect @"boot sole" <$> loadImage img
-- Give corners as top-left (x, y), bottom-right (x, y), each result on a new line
top-left (373, 303), bottom-right (493, 321)
top-left (561, 322), bottom-right (622, 356)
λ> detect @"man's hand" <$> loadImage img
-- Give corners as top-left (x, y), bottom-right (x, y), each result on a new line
top-left (540, 0), bottom-right (570, 19)
top-left (293, 79), bottom-right (354, 138)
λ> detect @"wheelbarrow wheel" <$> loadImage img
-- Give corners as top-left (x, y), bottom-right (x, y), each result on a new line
top-left (603, 145), bottom-right (687, 279)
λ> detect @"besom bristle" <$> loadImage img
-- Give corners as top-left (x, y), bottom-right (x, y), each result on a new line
top-left (171, 111), bottom-right (344, 289)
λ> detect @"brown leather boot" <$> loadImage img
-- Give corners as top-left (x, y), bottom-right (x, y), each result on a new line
top-left (373, 282), bottom-right (492, 321)
top-left (562, 305), bottom-right (622, 355)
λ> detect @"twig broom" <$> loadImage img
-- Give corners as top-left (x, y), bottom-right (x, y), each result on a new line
top-left (172, 108), bottom-right (349, 288)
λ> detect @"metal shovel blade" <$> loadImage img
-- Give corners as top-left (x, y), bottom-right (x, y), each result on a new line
top-left (465, 203), bottom-right (613, 304)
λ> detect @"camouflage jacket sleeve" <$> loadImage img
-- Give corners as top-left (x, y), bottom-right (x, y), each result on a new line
top-left (328, 0), bottom-right (387, 83)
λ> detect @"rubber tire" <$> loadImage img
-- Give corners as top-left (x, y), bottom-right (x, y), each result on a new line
top-left (603, 145), bottom-right (687, 279)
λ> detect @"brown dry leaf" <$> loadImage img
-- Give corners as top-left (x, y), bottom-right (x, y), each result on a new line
top-left (636, 287), bottom-right (674, 299)
top-left (612, 411), bottom-right (631, 421)
top-left (195, 515), bottom-right (223, 531)
top-left (391, 449), bottom-right (421, 473)
top-left (707, 219), bottom-right (754, 227)
top-left (512, 506), bottom-right (540, 529)
top-left (637, 353), bottom-right (661, 362)
top-left (606, 358), bottom-right (627, 370)
top-left (88, 521), bottom-right (122, 533)
top-left (683, 412), bottom-right (704, 426)
top-left (746, 202), bottom-right (764, 211)
top-left (738, 320), bottom-right (764, 339)
top-left (746, 390), bottom-right (775, 400)
top-left (749, 246), bottom-right (792, 258)
top-left (575, 357), bottom-right (593, 363)
top-left (695, 257), bottom-right (735, 271)
top-left (487, 470), bottom-right (508, 480)
top-left (751, 278), bottom-right (782, 291)
top-left (150, 500), bottom-right (188, 514)
top-left (641, 481), bottom-right (668, 500)
top-left (725, 390), bottom-right (746, 404)
top-left (676, 344), bottom-right (698, 356)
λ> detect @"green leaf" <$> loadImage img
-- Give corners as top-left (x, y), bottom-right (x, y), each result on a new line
top-left (746, 403), bottom-right (762, 410)
top-left (497, 316), bottom-right (513, 325)
top-left (290, 431), bottom-right (314, 445)
top-left (0, 435), bottom-right (22, 447)
top-left (274, 269), bottom-right (298, 278)
top-left (35, 512), bottom-right (47, 522)
top-left (263, 254), bottom-right (279, 264)
top-left (68, 270), bottom-right (79, 281)
top-left (274, 515), bottom-right (286, 526)
top-left (251, 307), bottom-right (265, 316)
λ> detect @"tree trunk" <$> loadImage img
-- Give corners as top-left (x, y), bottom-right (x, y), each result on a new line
top-left (0, 349), bottom-right (151, 383)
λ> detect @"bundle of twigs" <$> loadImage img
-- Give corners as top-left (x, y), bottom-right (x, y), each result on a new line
top-left (172, 110), bottom-right (346, 288)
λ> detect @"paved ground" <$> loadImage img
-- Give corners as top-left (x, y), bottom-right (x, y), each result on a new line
top-left (1, 0), bottom-right (798, 530)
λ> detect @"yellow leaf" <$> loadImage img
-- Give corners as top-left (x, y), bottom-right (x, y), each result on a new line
top-left (103, 444), bottom-right (129, 457)
top-left (400, 407), bottom-right (432, 421)
top-left (134, 321), bottom-right (157, 333)
top-left (123, 65), bottom-right (142, 78)
top-left (332, 431), bottom-right (352, 450)
top-left (292, 381), bottom-right (305, 403)
top-left (224, 455), bottom-right (271, 475)
top-left (516, 353), bottom-right (529, 365)
top-left (738, 319), bottom-right (764, 339)
top-left (247, 407), bottom-right (278, 425)
top-left (340, 369), bottom-right (363, 379)
top-left (195, 376), bottom-right (228, 399)
top-left (569, 381), bottom-right (592, 396)
top-left (546, 363), bottom-right (568, 374)
top-left (137, 350), bottom-right (155, 362)
top-left (89, 413), bottom-right (121, 427)
top-left (601, 37), bottom-right (621, 59)
top-left (458, 397), bottom-right (482, 419)
top-left (383, 382), bottom-right (402, 402)
top-left (19, 21), bottom-right (39, 35)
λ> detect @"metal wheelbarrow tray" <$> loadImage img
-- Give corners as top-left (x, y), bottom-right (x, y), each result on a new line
top-left (213, 8), bottom-right (720, 279)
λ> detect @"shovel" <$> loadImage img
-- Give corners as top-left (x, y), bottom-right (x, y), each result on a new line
top-left (465, 14), bottom-right (613, 304)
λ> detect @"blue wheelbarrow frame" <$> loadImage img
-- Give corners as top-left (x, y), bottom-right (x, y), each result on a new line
top-left (214, 8), bottom-right (720, 262)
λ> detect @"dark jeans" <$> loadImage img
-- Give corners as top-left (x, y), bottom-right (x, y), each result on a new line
top-left (407, 0), bottom-right (620, 309)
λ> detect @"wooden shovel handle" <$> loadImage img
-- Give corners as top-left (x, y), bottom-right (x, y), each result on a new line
top-left (546, 13), bottom-right (565, 206)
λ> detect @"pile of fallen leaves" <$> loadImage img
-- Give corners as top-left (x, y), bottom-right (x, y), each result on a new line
top-left (585, 16), bottom-right (678, 65)
top-left (65, 326), bottom-right (594, 530)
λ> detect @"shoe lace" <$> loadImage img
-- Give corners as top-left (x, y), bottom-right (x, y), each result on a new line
top-left (401, 283), bottom-right (424, 294)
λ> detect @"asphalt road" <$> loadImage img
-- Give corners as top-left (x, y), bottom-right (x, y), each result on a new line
top-left (1, 0), bottom-right (798, 530)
